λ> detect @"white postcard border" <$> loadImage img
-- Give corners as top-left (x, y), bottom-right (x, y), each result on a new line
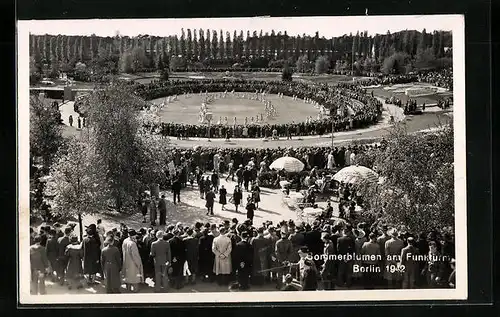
top-left (17, 15), bottom-right (467, 304)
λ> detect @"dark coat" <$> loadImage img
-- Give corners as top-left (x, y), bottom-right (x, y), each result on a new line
top-left (301, 267), bottom-right (318, 290)
top-left (30, 244), bottom-right (49, 272)
top-left (234, 240), bottom-right (253, 274)
top-left (65, 244), bottom-right (83, 279)
top-left (337, 234), bottom-right (355, 256)
top-left (205, 191), bottom-right (216, 208)
top-left (45, 237), bottom-right (59, 265)
top-left (251, 235), bottom-right (271, 276)
top-left (219, 187), bottom-right (227, 205)
top-left (158, 198), bottom-right (167, 225)
top-left (289, 232), bottom-right (305, 262)
top-left (246, 202), bottom-right (256, 220)
top-left (100, 244), bottom-right (122, 292)
top-left (233, 189), bottom-right (243, 205)
top-left (183, 236), bottom-right (199, 274)
top-left (172, 179), bottom-right (181, 192)
top-left (82, 235), bottom-right (101, 275)
top-left (168, 236), bottom-right (186, 277)
top-left (198, 234), bottom-right (215, 275)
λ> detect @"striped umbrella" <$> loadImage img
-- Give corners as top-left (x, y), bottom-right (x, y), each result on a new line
top-left (270, 156), bottom-right (305, 173)
top-left (333, 165), bottom-right (379, 185)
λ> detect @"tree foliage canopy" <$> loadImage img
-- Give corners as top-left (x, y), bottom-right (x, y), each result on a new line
top-left (362, 124), bottom-right (454, 233)
top-left (47, 137), bottom-right (109, 219)
top-left (30, 96), bottom-right (64, 168)
top-left (85, 83), bottom-right (145, 211)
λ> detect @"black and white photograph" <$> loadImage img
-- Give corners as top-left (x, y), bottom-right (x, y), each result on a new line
top-left (17, 15), bottom-right (466, 304)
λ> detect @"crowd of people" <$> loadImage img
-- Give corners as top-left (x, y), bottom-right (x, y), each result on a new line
top-left (30, 138), bottom-right (456, 294)
top-left (356, 68), bottom-right (453, 91)
top-left (30, 184), bottom-right (456, 295)
top-left (134, 79), bottom-right (382, 139)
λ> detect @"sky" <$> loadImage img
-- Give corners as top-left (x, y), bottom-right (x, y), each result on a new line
top-left (21, 15), bottom-right (459, 38)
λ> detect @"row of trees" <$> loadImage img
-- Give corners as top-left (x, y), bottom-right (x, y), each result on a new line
top-left (30, 29), bottom-right (452, 79)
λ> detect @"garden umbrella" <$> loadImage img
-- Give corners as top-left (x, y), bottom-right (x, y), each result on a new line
top-left (333, 165), bottom-right (379, 185)
top-left (270, 156), bottom-right (305, 173)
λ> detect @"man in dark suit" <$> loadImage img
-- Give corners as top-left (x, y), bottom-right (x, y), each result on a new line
top-left (337, 225), bottom-right (355, 288)
top-left (183, 228), bottom-right (199, 285)
top-left (233, 232), bottom-right (253, 290)
top-left (158, 194), bottom-right (167, 226)
top-left (101, 237), bottom-right (122, 293)
top-left (45, 229), bottom-right (59, 282)
top-left (56, 226), bottom-right (72, 285)
top-left (168, 230), bottom-right (186, 289)
top-left (30, 235), bottom-right (50, 294)
top-left (150, 231), bottom-right (172, 292)
top-left (275, 230), bottom-right (293, 288)
top-left (172, 177), bottom-right (182, 204)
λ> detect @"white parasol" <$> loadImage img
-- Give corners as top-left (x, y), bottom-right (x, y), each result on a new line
top-left (333, 165), bottom-right (379, 185)
top-left (269, 156), bottom-right (305, 173)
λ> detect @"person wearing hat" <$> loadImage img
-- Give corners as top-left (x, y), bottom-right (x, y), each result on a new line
top-left (250, 227), bottom-right (270, 285)
top-left (122, 229), bottom-right (144, 292)
top-left (55, 226), bottom-right (73, 285)
top-left (360, 232), bottom-right (382, 289)
top-left (219, 185), bottom-right (227, 211)
top-left (45, 229), bottom-right (59, 282)
top-left (205, 187), bottom-right (216, 216)
top-left (233, 231), bottom-right (253, 290)
top-left (211, 170), bottom-right (220, 192)
top-left (232, 185), bottom-right (243, 213)
top-left (100, 236), bottom-right (122, 293)
top-left (275, 229), bottom-right (293, 289)
top-left (242, 165), bottom-right (252, 191)
top-left (168, 229), bottom-right (186, 289)
top-left (353, 228), bottom-right (367, 283)
top-left (212, 227), bottom-right (232, 286)
top-left (198, 228), bottom-right (216, 283)
top-left (400, 236), bottom-right (418, 289)
top-left (158, 194), bottom-right (168, 226)
top-left (183, 228), bottom-right (199, 285)
top-left (251, 182), bottom-right (261, 209)
top-left (172, 176), bottom-right (182, 205)
top-left (245, 196), bottom-right (256, 223)
top-left (320, 232), bottom-right (336, 290)
top-left (225, 159), bottom-right (235, 182)
top-left (377, 224), bottom-right (390, 277)
top-left (82, 224), bottom-right (101, 285)
top-left (337, 225), bottom-right (355, 288)
top-left (150, 231), bottom-right (172, 292)
top-left (236, 164), bottom-right (244, 188)
top-left (422, 240), bottom-right (447, 288)
top-left (384, 228), bottom-right (404, 288)
top-left (65, 235), bottom-right (84, 290)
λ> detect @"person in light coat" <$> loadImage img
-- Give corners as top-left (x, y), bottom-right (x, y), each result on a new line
top-left (212, 227), bottom-right (232, 285)
top-left (122, 229), bottom-right (144, 292)
top-left (384, 228), bottom-right (404, 288)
